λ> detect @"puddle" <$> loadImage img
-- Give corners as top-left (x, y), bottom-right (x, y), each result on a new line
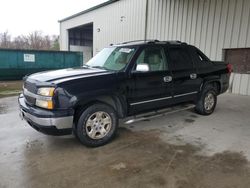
top-left (2, 127), bottom-right (250, 188)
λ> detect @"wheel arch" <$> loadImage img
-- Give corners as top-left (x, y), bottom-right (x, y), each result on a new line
top-left (73, 95), bottom-right (127, 124)
top-left (200, 79), bottom-right (221, 94)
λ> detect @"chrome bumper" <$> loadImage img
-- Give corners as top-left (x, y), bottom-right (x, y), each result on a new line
top-left (18, 94), bottom-right (74, 134)
top-left (20, 108), bottom-right (73, 129)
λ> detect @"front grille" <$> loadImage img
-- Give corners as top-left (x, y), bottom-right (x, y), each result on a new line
top-left (24, 81), bottom-right (37, 93)
top-left (23, 81), bottom-right (37, 106)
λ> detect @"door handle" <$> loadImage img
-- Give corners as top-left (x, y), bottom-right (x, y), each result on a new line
top-left (163, 76), bottom-right (172, 83)
top-left (190, 73), bottom-right (197, 79)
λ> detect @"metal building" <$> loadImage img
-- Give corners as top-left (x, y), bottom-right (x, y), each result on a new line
top-left (59, 0), bottom-right (250, 95)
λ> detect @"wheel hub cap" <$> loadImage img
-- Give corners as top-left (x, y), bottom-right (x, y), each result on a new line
top-left (204, 93), bottom-right (215, 111)
top-left (85, 111), bottom-right (112, 139)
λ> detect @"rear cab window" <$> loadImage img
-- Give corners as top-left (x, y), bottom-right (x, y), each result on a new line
top-left (189, 46), bottom-right (212, 68)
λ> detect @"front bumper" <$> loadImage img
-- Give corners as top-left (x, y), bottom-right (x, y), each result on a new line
top-left (18, 94), bottom-right (73, 136)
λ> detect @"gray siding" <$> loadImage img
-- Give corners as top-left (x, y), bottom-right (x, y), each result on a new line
top-left (230, 73), bottom-right (250, 95)
top-left (146, 0), bottom-right (250, 61)
top-left (60, 0), bottom-right (147, 55)
top-left (60, 0), bottom-right (250, 60)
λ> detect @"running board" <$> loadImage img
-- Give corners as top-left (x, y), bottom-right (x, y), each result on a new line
top-left (123, 104), bottom-right (195, 124)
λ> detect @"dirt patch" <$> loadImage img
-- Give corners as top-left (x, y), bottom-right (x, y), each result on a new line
top-left (184, 118), bottom-right (195, 123)
top-left (0, 81), bottom-right (23, 98)
top-left (13, 127), bottom-right (250, 188)
top-left (189, 114), bottom-right (198, 118)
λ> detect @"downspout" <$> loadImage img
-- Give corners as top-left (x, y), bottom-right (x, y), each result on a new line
top-left (144, 0), bottom-right (149, 40)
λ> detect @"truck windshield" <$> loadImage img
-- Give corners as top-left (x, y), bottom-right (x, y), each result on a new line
top-left (86, 47), bottom-right (136, 71)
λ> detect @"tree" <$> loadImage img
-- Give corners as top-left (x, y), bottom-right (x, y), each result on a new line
top-left (0, 31), bottom-right (12, 48)
top-left (51, 35), bottom-right (60, 50)
top-left (12, 35), bottom-right (29, 49)
top-left (0, 31), bottom-right (60, 50)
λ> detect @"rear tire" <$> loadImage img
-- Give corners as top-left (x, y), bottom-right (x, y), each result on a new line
top-left (75, 103), bottom-right (118, 147)
top-left (195, 84), bottom-right (217, 115)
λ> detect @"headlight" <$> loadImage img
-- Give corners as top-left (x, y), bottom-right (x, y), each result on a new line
top-left (37, 87), bottom-right (55, 96)
top-left (36, 87), bottom-right (55, 109)
top-left (36, 99), bottom-right (54, 109)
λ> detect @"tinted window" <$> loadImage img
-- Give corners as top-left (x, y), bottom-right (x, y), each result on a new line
top-left (193, 48), bottom-right (212, 67)
top-left (197, 51), bottom-right (206, 61)
top-left (135, 47), bottom-right (168, 71)
top-left (168, 47), bottom-right (193, 70)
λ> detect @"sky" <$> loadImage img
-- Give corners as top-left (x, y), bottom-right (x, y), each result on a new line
top-left (0, 0), bottom-right (108, 37)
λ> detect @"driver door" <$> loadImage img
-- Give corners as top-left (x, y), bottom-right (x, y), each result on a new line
top-left (129, 46), bottom-right (173, 114)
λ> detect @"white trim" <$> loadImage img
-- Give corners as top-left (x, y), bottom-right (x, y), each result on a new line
top-left (174, 91), bottom-right (198, 98)
top-left (130, 96), bottom-right (172, 106)
top-left (130, 91), bottom-right (198, 106)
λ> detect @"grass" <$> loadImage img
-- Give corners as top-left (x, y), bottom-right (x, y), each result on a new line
top-left (0, 81), bottom-right (23, 98)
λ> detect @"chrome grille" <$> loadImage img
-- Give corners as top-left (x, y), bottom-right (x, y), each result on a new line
top-left (23, 81), bottom-right (37, 106)
top-left (24, 81), bottom-right (37, 93)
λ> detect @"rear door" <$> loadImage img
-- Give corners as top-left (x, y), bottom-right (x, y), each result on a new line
top-left (128, 45), bottom-right (173, 114)
top-left (166, 45), bottom-right (200, 102)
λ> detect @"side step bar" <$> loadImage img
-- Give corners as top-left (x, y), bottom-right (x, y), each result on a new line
top-left (123, 104), bottom-right (195, 124)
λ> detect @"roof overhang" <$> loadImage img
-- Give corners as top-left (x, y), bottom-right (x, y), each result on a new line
top-left (58, 0), bottom-right (120, 23)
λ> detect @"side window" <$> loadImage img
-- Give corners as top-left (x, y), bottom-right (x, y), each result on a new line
top-left (168, 47), bottom-right (193, 71)
top-left (197, 52), bottom-right (206, 61)
top-left (135, 47), bottom-right (168, 71)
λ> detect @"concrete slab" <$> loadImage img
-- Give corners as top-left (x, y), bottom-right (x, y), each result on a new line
top-left (0, 94), bottom-right (250, 188)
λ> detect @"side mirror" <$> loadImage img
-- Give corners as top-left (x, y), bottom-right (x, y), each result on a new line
top-left (136, 63), bottom-right (149, 72)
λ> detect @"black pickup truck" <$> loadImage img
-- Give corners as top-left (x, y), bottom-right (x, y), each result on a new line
top-left (19, 40), bottom-right (231, 147)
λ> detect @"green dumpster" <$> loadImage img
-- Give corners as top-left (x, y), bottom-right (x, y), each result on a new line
top-left (0, 49), bottom-right (83, 80)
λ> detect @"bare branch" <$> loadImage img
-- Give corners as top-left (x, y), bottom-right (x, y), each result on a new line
top-left (0, 31), bottom-right (60, 50)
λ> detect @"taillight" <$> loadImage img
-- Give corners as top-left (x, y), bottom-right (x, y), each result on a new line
top-left (227, 64), bottom-right (233, 73)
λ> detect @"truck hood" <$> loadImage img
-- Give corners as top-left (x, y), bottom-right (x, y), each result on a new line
top-left (27, 67), bottom-right (110, 83)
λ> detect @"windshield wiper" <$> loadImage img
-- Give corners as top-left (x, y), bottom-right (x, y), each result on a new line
top-left (91, 66), bottom-right (109, 70)
top-left (82, 64), bottom-right (90, 68)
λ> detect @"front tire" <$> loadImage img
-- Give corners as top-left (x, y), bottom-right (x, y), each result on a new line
top-left (76, 103), bottom-right (118, 147)
top-left (195, 85), bottom-right (217, 115)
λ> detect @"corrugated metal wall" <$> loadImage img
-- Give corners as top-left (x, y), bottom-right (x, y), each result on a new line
top-left (146, 0), bottom-right (250, 61)
top-left (61, 0), bottom-right (250, 61)
top-left (60, 0), bottom-right (147, 55)
top-left (229, 73), bottom-right (250, 95)
top-left (60, 0), bottom-right (250, 95)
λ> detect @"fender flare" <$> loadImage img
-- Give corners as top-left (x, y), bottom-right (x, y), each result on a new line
top-left (72, 94), bottom-right (128, 119)
top-left (200, 78), bottom-right (222, 94)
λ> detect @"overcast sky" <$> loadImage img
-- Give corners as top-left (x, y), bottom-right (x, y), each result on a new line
top-left (0, 0), bottom-right (108, 37)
